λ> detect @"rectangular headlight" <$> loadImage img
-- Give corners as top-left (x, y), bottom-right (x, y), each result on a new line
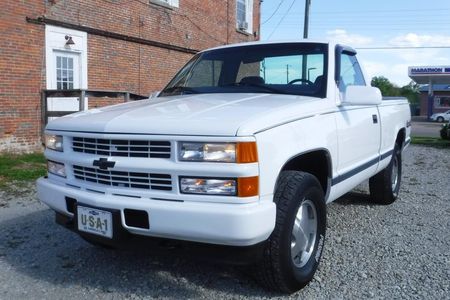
top-left (180, 177), bottom-right (237, 196)
top-left (45, 134), bottom-right (63, 152)
top-left (179, 143), bottom-right (236, 162)
top-left (178, 142), bottom-right (257, 163)
top-left (47, 160), bottom-right (66, 177)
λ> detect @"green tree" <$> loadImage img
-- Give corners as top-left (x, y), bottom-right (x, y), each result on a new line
top-left (371, 76), bottom-right (400, 96)
top-left (399, 81), bottom-right (420, 105)
top-left (371, 76), bottom-right (420, 104)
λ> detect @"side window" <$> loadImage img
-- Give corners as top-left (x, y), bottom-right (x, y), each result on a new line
top-left (186, 60), bottom-right (223, 87)
top-left (339, 54), bottom-right (365, 92)
top-left (236, 0), bottom-right (253, 34)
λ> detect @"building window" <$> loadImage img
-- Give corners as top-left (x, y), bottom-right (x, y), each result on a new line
top-left (150, 0), bottom-right (179, 8)
top-left (434, 96), bottom-right (450, 108)
top-left (236, 0), bottom-right (253, 34)
top-left (56, 55), bottom-right (74, 90)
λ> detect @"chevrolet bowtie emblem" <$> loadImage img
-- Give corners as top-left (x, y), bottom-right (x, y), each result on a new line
top-left (93, 158), bottom-right (116, 170)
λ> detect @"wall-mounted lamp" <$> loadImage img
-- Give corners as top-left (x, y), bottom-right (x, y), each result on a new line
top-left (65, 35), bottom-right (75, 46)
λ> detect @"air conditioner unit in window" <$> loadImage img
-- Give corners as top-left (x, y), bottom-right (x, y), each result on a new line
top-left (238, 21), bottom-right (249, 31)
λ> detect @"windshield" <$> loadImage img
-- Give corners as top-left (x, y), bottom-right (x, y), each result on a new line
top-left (160, 43), bottom-right (328, 98)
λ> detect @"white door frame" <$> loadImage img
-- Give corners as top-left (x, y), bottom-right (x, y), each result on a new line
top-left (45, 25), bottom-right (88, 111)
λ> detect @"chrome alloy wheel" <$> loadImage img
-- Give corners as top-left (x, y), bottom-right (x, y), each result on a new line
top-left (391, 154), bottom-right (399, 191)
top-left (291, 199), bottom-right (318, 268)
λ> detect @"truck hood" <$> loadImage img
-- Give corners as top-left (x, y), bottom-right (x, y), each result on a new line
top-left (46, 93), bottom-right (321, 136)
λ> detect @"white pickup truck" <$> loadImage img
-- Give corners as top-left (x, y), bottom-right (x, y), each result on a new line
top-left (37, 40), bottom-right (411, 293)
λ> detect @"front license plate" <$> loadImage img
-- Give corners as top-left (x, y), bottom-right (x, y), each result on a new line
top-left (77, 206), bottom-right (113, 238)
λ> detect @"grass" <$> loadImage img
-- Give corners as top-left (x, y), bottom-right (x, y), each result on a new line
top-left (0, 153), bottom-right (46, 187)
top-left (411, 137), bottom-right (450, 148)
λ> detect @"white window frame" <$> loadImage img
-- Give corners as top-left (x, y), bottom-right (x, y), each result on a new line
top-left (236, 0), bottom-right (253, 34)
top-left (151, 0), bottom-right (179, 8)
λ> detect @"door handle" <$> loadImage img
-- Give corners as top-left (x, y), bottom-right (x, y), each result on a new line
top-left (372, 114), bottom-right (378, 124)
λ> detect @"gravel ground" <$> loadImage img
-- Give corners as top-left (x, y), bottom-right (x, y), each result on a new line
top-left (0, 144), bottom-right (449, 299)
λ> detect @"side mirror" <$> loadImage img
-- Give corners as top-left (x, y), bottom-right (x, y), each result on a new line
top-left (149, 91), bottom-right (160, 99)
top-left (343, 86), bottom-right (382, 105)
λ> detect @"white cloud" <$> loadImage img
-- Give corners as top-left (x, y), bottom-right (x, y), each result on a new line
top-left (357, 33), bottom-right (450, 86)
top-left (326, 29), bottom-right (373, 47)
top-left (359, 60), bottom-right (389, 81)
top-left (389, 33), bottom-right (450, 47)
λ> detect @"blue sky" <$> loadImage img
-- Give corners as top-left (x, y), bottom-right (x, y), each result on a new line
top-left (260, 0), bottom-right (450, 86)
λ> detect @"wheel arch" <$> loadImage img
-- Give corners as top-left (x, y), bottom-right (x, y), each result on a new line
top-left (396, 127), bottom-right (406, 149)
top-left (275, 149), bottom-right (332, 201)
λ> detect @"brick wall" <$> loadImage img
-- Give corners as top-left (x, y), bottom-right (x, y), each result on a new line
top-left (0, 1), bottom-right (46, 152)
top-left (0, 0), bottom-right (260, 153)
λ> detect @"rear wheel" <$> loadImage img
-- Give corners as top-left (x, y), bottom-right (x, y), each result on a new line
top-left (369, 143), bottom-right (402, 205)
top-left (253, 171), bottom-right (326, 293)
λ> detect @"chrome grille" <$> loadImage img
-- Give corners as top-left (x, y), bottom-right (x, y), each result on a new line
top-left (73, 165), bottom-right (172, 191)
top-left (72, 137), bottom-right (171, 158)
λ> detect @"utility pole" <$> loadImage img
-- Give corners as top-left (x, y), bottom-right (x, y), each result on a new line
top-left (262, 60), bottom-right (266, 81)
top-left (286, 64), bottom-right (290, 83)
top-left (303, 0), bottom-right (311, 38)
top-left (302, 0), bottom-right (311, 82)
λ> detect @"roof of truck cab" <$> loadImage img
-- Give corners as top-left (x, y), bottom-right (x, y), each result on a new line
top-left (201, 40), bottom-right (336, 53)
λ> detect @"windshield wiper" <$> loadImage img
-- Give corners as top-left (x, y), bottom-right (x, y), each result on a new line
top-left (160, 86), bottom-right (199, 96)
top-left (221, 82), bottom-right (290, 95)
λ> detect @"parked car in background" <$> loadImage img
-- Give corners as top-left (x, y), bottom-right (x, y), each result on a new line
top-left (431, 110), bottom-right (450, 122)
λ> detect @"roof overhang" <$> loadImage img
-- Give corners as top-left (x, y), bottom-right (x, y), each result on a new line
top-left (408, 66), bottom-right (450, 84)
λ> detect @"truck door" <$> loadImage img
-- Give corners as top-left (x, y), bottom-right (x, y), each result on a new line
top-left (334, 49), bottom-right (381, 186)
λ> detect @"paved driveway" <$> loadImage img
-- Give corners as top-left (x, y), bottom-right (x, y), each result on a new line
top-left (411, 121), bottom-right (443, 138)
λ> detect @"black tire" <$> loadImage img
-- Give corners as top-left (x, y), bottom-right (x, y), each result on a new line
top-left (437, 116), bottom-right (444, 123)
top-left (369, 142), bottom-right (402, 205)
top-left (253, 171), bottom-right (326, 293)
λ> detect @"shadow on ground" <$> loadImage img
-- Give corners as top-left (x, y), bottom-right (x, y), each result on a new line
top-left (333, 191), bottom-right (374, 206)
top-left (0, 189), bottom-right (374, 298)
top-left (0, 206), bottom-right (281, 298)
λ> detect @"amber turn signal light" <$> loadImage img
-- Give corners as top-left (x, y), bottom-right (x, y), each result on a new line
top-left (238, 176), bottom-right (259, 197)
top-left (236, 142), bottom-right (258, 163)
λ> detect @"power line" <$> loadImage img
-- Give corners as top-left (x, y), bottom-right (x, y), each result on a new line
top-left (356, 46), bottom-right (450, 50)
top-left (275, 24), bottom-right (450, 31)
top-left (262, 0), bottom-right (286, 25)
top-left (306, 8), bottom-right (450, 14)
top-left (266, 10), bottom-right (450, 17)
top-left (267, 0), bottom-right (297, 40)
top-left (281, 23), bottom-right (450, 28)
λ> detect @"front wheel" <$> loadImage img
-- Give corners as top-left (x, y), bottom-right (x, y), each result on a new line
top-left (253, 171), bottom-right (326, 293)
top-left (437, 116), bottom-right (444, 122)
top-left (369, 143), bottom-right (402, 204)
